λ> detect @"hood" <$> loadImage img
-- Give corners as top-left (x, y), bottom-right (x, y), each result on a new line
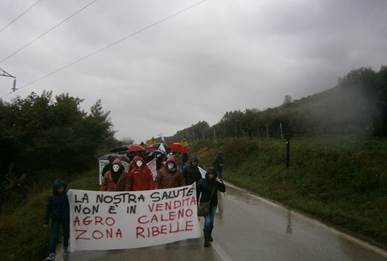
top-left (165, 155), bottom-right (177, 164)
top-left (189, 156), bottom-right (198, 165)
top-left (52, 179), bottom-right (67, 194)
top-left (113, 158), bottom-right (122, 164)
top-left (205, 167), bottom-right (217, 180)
top-left (111, 159), bottom-right (124, 173)
top-left (133, 155), bottom-right (145, 168)
top-left (165, 156), bottom-right (177, 173)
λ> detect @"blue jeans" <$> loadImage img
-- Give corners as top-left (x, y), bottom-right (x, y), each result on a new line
top-left (204, 206), bottom-right (217, 233)
top-left (49, 219), bottom-right (69, 254)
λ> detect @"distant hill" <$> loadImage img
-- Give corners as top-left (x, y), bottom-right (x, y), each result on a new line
top-left (167, 66), bottom-right (387, 142)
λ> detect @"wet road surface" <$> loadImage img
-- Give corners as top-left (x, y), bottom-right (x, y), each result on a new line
top-left (65, 184), bottom-right (387, 261)
top-left (66, 239), bottom-right (221, 261)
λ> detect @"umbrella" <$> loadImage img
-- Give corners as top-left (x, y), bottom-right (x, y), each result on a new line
top-left (110, 146), bottom-right (129, 154)
top-left (98, 153), bottom-right (130, 163)
top-left (169, 142), bottom-right (189, 154)
top-left (128, 144), bottom-right (145, 152)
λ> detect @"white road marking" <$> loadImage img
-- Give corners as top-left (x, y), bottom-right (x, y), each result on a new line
top-left (212, 241), bottom-right (233, 261)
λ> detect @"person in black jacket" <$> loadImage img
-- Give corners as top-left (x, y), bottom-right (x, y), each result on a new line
top-left (181, 152), bottom-right (189, 168)
top-left (44, 179), bottom-right (70, 261)
top-left (183, 156), bottom-right (202, 186)
top-left (197, 167), bottom-right (226, 247)
top-left (156, 152), bottom-right (167, 171)
top-left (212, 151), bottom-right (224, 179)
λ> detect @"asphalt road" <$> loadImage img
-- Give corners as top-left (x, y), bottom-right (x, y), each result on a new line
top-left (63, 184), bottom-right (387, 261)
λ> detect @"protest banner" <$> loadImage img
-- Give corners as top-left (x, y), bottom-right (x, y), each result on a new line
top-left (67, 184), bottom-right (201, 252)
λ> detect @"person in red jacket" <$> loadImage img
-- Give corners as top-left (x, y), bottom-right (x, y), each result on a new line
top-left (129, 156), bottom-right (154, 191)
top-left (155, 156), bottom-right (185, 189)
top-left (100, 159), bottom-right (130, 191)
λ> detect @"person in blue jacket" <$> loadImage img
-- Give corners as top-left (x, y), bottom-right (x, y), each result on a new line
top-left (44, 179), bottom-right (70, 261)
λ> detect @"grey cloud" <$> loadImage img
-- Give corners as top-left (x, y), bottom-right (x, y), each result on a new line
top-left (1, 0), bottom-right (387, 142)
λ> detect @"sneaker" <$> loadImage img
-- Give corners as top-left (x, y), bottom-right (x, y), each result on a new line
top-left (45, 253), bottom-right (55, 261)
top-left (204, 241), bottom-right (211, 247)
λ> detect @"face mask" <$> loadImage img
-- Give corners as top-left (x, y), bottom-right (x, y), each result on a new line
top-left (112, 164), bottom-right (120, 173)
top-left (136, 160), bottom-right (143, 167)
top-left (167, 162), bottom-right (176, 171)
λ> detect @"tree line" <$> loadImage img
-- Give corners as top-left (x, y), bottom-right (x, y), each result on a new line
top-left (167, 66), bottom-right (387, 142)
top-left (0, 91), bottom-right (116, 204)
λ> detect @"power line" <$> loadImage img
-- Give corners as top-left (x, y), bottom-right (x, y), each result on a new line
top-left (0, 0), bottom-right (98, 63)
top-left (9, 0), bottom-right (210, 95)
top-left (0, 0), bottom-right (43, 33)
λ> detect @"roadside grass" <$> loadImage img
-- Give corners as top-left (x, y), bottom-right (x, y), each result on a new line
top-left (191, 136), bottom-right (387, 249)
top-left (0, 168), bottom-right (98, 261)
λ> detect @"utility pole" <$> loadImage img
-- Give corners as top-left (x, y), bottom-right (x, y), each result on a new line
top-left (0, 67), bottom-right (17, 92)
top-left (285, 139), bottom-right (290, 168)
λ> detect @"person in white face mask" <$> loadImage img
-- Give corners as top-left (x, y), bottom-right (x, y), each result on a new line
top-left (155, 156), bottom-right (185, 189)
top-left (100, 159), bottom-right (130, 191)
top-left (128, 156), bottom-right (154, 191)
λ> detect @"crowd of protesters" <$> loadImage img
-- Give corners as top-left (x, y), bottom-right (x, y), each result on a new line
top-left (44, 144), bottom-right (225, 260)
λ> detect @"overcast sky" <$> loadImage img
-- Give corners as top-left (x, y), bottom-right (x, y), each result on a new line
top-left (1, 0), bottom-right (387, 142)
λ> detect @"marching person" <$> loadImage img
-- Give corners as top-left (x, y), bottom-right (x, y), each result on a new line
top-left (155, 156), bottom-right (185, 189)
top-left (183, 156), bottom-right (202, 185)
top-left (181, 152), bottom-right (189, 169)
top-left (213, 150), bottom-right (225, 214)
top-left (212, 150), bottom-right (224, 180)
top-left (44, 179), bottom-right (70, 261)
top-left (197, 167), bottom-right (226, 247)
top-left (156, 152), bottom-right (167, 171)
top-left (100, 159), bottom-right (130, 191)
top-left (174, 152), bottom-right (183, 171)
top-left (127, 151), bottom-right (136, 164)
top-left (129, 155), bottom-right (154, 191)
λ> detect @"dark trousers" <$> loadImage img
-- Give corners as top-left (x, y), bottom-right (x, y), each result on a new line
top-left (216, 169), bottom-right (223, 179)
top-left (49, 219), bottom-right (69, 254)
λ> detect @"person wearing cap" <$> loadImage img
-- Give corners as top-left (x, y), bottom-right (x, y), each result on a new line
top-left (197, 167), bottom-right (226, 247)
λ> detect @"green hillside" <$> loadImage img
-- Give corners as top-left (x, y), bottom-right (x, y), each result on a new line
top-left (170, 67), bottom-right (387, 248)
top-left (190, 137), bottom-right (387, 249)
top-left (168, 66), bottom-right (387, 142)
